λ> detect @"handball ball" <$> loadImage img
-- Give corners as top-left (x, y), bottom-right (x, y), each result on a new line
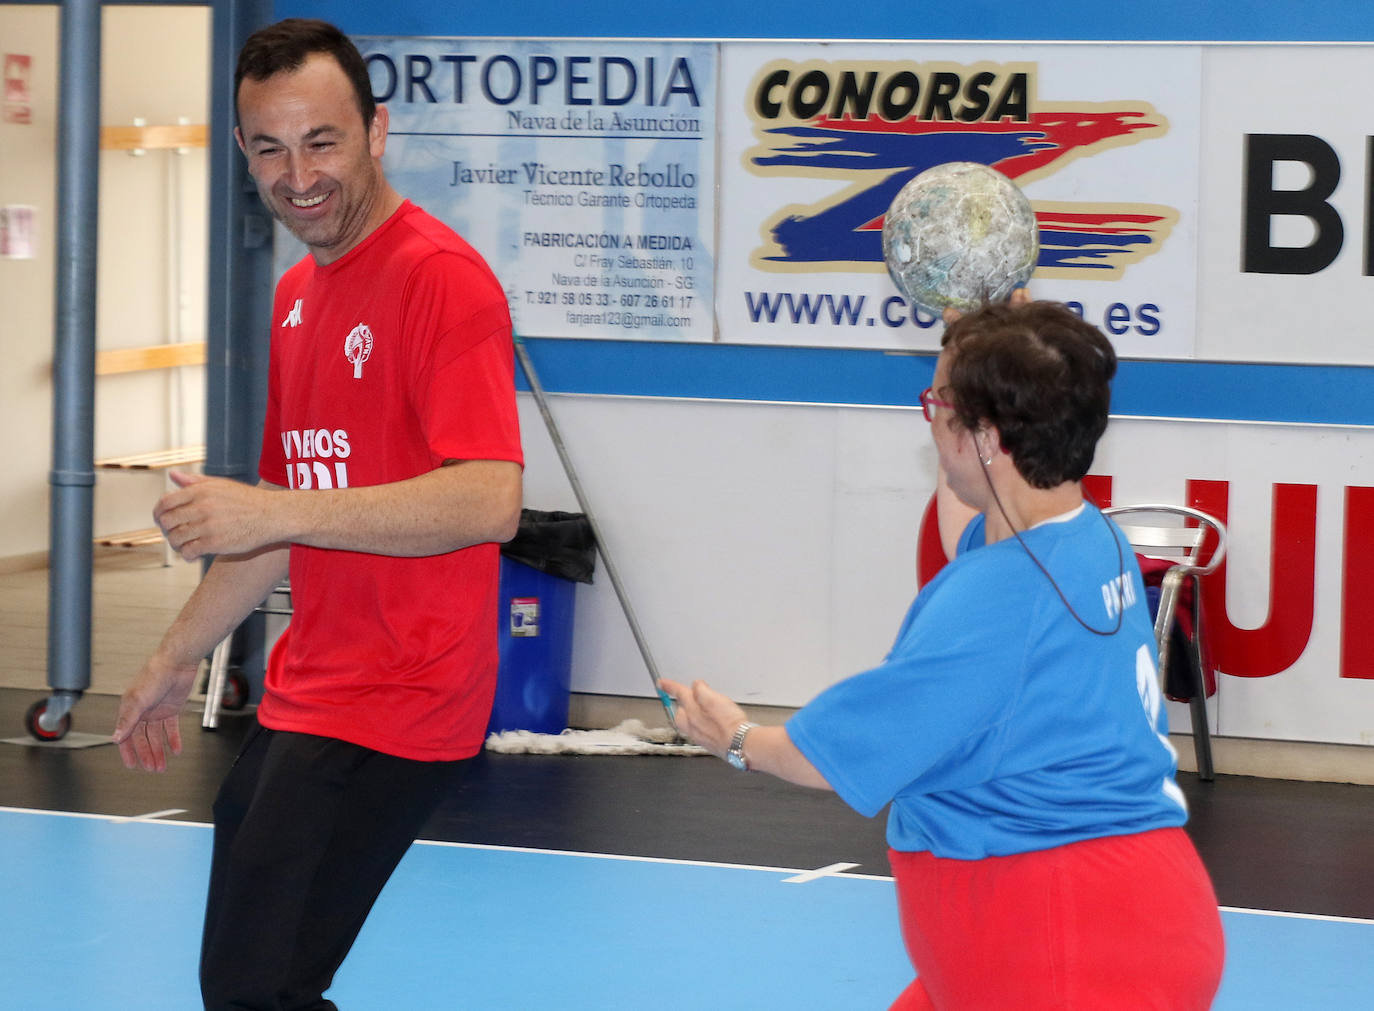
top-left (882, 161), bottom-right (1039, 316)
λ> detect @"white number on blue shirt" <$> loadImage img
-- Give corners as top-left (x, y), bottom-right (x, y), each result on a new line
top-left (1137, 643), bottom-right (1188, 813)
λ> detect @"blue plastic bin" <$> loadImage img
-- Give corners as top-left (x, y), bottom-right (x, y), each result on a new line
top-left (488, 556), bottom-right (576, 734)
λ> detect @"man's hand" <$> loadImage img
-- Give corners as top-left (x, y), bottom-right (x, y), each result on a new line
top-left (112, 659), bottom-right (200, 772)
top-left (109, 542), bottom-right (290, 773)
top-left (155, 471), bottom-right (281, 562)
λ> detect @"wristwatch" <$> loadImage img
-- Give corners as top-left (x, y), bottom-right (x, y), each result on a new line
top-left (725, 721), bottom-right (758, 771)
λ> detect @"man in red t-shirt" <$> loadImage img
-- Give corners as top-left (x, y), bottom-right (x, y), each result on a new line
top-left (112, 19), bottom-right (523, 1009)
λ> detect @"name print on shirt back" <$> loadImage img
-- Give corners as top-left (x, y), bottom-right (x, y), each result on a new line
top-left (1101, 569), bottom-right (1139, 620)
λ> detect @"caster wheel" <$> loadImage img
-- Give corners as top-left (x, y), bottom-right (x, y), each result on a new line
top-left (25, 699), bottom-right (72, 742)
top-left (221, 671), bottom-right (250, 711)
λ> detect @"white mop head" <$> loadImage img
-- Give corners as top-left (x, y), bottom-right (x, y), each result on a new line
top-left (485, 719), bottom-right (708, 756)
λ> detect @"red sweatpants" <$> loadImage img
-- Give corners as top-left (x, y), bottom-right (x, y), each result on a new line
top-left (887, 828), bottom-right (1224, 1010)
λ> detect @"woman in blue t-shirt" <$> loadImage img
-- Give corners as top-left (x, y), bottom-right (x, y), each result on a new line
top-left (661, 297), bottom-right (1224, 1010)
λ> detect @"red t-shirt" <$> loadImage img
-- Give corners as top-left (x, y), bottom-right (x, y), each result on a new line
top-left (257, 202), bottom-right (523, 760)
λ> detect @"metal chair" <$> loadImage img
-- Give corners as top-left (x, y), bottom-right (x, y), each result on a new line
top-left (1103, 505), bottom-right (1228, 782)
top-left (201, 580), bottom-right (292, 730)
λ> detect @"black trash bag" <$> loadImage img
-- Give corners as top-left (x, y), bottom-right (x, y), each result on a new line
top-left (499, 509), bottom-right (597, 584)
top-left (1145, 584), bottom-right (1205, 702)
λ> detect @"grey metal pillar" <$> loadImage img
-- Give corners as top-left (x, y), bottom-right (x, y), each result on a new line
top-left (204, 0), bottom-right (275, 699)
top-left (206, 0), bottom-right (274, 486)
top-left (41, 0), bottom-right (102, 730)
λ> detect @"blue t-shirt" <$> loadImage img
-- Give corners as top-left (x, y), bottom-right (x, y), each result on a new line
top-left (786, 505), bottom-right (1187, 860)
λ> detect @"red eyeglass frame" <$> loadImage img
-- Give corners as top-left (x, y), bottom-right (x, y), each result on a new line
top-left (919, 387), bottom-right (955, 422)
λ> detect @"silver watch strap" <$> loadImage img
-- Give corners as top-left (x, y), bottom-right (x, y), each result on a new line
top-left (727, 721), bottom-right (758, 770)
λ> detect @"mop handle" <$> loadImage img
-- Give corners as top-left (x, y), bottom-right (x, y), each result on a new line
top-left (513, 336), bottom-right (678, 729)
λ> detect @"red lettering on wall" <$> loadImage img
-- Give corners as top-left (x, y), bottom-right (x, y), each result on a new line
top-left (1341, 486), bottom-right (1374, 679)
top-left (1188, 480), bottom-right (1317, 678)
top-left (1082, 473), bottom-right (1113, 509)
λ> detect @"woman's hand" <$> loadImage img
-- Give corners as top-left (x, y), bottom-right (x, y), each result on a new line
top-left (658, 677), bottom-right (748, 758)
top-left (942, 284), bottom-right (1031, 325)
top-left (659, 677), bottom-right (834, 789)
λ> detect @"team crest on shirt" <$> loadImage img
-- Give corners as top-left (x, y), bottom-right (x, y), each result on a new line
top-left (344, 323), bottom-right (374, 379)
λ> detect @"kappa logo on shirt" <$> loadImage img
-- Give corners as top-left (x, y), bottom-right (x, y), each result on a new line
top-left (344, 323), bottom-right (374, 379)
top-left (280, 299), bottom-right (303, 328)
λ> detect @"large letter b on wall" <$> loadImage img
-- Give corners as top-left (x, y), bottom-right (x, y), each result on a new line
top-left (1243, 134), bottom-right (1343, 275)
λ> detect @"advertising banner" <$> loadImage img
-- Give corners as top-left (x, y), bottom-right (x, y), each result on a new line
top-left (716, 43), bottom-right (1203, 356)
top-left (360, 37), bottom-right (718, 341)
top-left (1198, 46), bottom-right (1374, 365)
top-left (362, 37), bottom-right (1374, 369)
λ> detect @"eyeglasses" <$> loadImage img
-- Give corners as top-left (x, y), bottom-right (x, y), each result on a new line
top-left (919, 387), bottom-right (955, 422)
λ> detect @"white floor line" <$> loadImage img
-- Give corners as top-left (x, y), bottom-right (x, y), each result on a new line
top-left (418, 834), bottom-right (896, 881)
top-left (6, 806), bottom-right (1374, 924)
top-left (108, 808), bottom-right (187, 824)
top-left (1219, 904), bottom-right (1374, 926)
top-left (0, 804), bottom-right (206, 828)
top-left (784, 861), bottom-right (862, 883)
top-left (0, 804), bottom-right (893, 879)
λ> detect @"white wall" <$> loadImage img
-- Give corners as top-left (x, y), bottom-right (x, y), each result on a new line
top-left (0, 6), bottom-right (59, 558)
top-left (517, 394), bottom-right (929, 708)
top-left (0, 4), bottom-right (210, 559)
top-left (520, 392), bottom-right (1374, 747)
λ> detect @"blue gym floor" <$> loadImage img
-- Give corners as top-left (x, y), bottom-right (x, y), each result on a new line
top-left (2, 804), bottom-right (1372, 1009)
top-left (4, 684), bottom-right (1374, 1009)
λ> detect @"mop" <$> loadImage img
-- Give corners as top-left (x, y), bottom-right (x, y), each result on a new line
top-left (487, 720), bottom-right (705, 757)
top-left (487, 336), bottom-right (685, 754)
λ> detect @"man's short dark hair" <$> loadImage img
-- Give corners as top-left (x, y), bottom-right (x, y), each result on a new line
top-left (939, 300), bottom-right (1117, 489)
top-left (235, 18), bottom-right (375, 128)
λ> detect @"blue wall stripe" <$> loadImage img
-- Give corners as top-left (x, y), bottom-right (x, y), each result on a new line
top-left (283, 2), bottom-right (1374, 43)
top-left (515, 338), bottom-right (936, 408)
top-left (518, 338), bottom-right (1374, 427)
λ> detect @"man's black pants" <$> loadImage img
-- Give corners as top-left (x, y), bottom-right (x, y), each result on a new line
top-left (199, 721), bottom-right (470, 1010)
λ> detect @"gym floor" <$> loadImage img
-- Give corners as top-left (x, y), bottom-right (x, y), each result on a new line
top-left (3, 551), bottom-right (1374, 1007)
top-left (3, 686), bottom-right (1374, 1008)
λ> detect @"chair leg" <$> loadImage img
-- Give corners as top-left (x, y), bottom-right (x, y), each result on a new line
top-left (1189, 691), bottom-right (1214, 782)
top-left (201, 633), bottom-right (233, 730)
top-left (1187, 623), bottom-right (1214, 781)
top-left (1186, 575), bottom-right (1216, 782)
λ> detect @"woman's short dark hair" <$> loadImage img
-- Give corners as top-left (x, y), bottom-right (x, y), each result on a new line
top-left (939, 300), bottom-right (1117, 489)
top-left (235, 19), bottom-right (375, 128)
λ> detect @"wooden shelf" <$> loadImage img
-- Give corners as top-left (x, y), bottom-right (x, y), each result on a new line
top-left (95, 340), bottom-right (206, 376)
top-left (100, 123), bottom-right (207, 151)
top-left (94, 528), bottom-right (165, 548)
top-left (95, 445), bottom-right (205, 471)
